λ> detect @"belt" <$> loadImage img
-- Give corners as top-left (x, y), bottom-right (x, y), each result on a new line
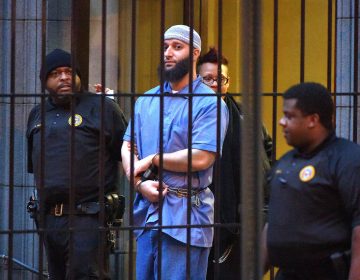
top-left (167, 187), bottom-right (206, 198)
top-left (48, 202), bottom-right (101, 217)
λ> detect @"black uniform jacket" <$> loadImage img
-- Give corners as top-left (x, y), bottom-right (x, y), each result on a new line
top-left (267, 133), bottom-right (360, 269)
top-left (27, 93), bottom-right (127, 205)
top-left (210, 95), bottom-right (271, 251)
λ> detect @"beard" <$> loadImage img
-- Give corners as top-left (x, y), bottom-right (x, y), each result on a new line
top-left (157, 56), bottom-right (190, 83)
top-left (48, 90), bottom-right (73, 107)
top-left (47, 79), bottom-right (83, 107)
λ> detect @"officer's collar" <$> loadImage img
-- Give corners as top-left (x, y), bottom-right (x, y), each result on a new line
top-left (46, 93), bottom-right (81, 111)
top-left (294, 131), bottom-right (336, 158)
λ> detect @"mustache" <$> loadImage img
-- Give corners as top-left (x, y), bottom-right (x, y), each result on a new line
top-left (57, 83), bottom-right (72, 90)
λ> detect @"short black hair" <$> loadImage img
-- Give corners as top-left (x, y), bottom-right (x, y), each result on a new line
top-left (197, 47), bottom-right (229, 70)
top-left (283, 82), bottom-right (334, 130)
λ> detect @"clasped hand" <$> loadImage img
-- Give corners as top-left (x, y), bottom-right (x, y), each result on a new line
top-left (126, 154), bottom-right (168, 202)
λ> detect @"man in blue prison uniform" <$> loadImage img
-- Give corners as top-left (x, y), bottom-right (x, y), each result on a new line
top-left (121, 25), bottom-right (228, 280)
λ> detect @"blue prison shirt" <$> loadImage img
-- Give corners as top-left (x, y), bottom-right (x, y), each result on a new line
top-left (124, 76), bottom-right (229, 247)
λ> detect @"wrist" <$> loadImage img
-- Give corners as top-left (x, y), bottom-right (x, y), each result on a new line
top-left (135, 179), bottom-right (143, 193)
top-left (152, 153), bottom-right (160, 166)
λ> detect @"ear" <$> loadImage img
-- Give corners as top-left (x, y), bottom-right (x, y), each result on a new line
top-left (307, 113), bottom-right (320, 128)
top-left (193, 49), bottom-right (200, 60)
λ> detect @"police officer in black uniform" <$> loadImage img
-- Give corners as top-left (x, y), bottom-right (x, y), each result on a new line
top-left (27, 49), bottom-right (127, 279)
top-left (262, 82), bottom-right (360, 280)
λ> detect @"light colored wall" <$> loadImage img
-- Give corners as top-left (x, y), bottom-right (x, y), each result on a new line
top-left (126, 0), bottom-right (335, 158)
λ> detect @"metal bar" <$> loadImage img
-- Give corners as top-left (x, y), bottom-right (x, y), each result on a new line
top-left (38, 1), bottom-right (47, 278)
top-left (353, 0), bottom-right (359, 142)
top-left (68, 0), bottom-right (78, 277)
top-left (217, 0), bottom-right (223, 94)
top-left (270, 0), bottom-right (279, 278)
top-left (334, 0), bottom-right (338, 122)
top-left (186, 1), bottom-right (195, 279)
top-left (128, 93), bottom-right (136, 280)
top-left (157, 0), bottom-right (166, 279)
top-left (128, 0), bottom-right (138, 279)
top-left (98, 0), bottom-right (108, 278)
top-left (327, 0), bottom-right (333, 92)
top-left (240, 0), bottom-right (263, 279)
top-left (131, 0), bottom-right (137, 94)
top-left (272, 0), bottom-right (279, 165)
top-left (8, 0), bottom-right (16, 278)
top-left (213, 0), bottom-right (224, 279)
top-left (300, 0), bottom-right (306, 83)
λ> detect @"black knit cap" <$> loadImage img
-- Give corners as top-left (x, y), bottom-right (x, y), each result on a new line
top-left (39, 48), bottom-right (81, 85)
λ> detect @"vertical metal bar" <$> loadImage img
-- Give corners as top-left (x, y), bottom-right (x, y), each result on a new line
top-left (129, 0), bottom-right (137, 277)
top-left (272, 0), bottom-right (278, 166)
top-left (270, 1), bottom-right (279, 278)
top-left (131, 0), bottom-right (137, 94)
top-left (159, 0), bottom-right (165, 93)
top-left (327, 0), bottom-right (333, 92)
top-left (98, 0), bottom-right (107, 278)
top-left (186, 1), bottom-right (195, 278)
top-left (157, 0), bottom-right (166, 279)
top-left (353, 0), bottom-right (358, 142)
top-left (199, 0), bottom-right (203, 38)
top-left (334, 0), bottom-right (338, 130)
top-left (8, 0), bottom-right (16, 278)
top-left (128, 95), bottom-right (136, 280)
top-left (128, 95), bottom-right (135, 280)
top-left (184, 0), bottom-right (194, 279)
top-left (327, 0), bottom-right (336, 133)
top-left (188, 2), bottom-right (194, 90)
top-left (217, 0), bottom-right (223, 93)
top-left (38, 1), bottom-right (47, 278)
top-left (300, 0), bottom-right (306, 83)
top-left (69, 0), bottom-right (78, 277)
top-left (241, 0), bottom-right (263, 279)
top-left (213, 0), bottom-right (223, 279)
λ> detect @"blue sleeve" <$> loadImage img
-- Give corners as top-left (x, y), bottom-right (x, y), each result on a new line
top-left (192, 97), bottom-right (229, 154)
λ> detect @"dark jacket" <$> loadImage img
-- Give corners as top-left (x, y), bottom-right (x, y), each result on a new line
top-left (210, 94), bottom-right (272, 248)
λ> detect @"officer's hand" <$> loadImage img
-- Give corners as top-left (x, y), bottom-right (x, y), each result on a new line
top-left (138, 180), bottom-right (168, 202)
top-left (91, 83), bottom-right (115, 99)
top-left (93, 83), bottom-right (111, 93)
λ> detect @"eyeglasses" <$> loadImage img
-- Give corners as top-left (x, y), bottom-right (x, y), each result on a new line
top-left (202, 75), bottom-right (229, 86)
top-left (48, 68), bottom-right (73, 79)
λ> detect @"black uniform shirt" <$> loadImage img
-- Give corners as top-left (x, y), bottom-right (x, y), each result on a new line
top-left (267, 133), bottom-right (360, 269)
top-left (27, 93), bottom-right (127, 204)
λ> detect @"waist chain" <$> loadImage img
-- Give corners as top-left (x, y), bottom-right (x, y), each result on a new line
top-left (167, 187), bottom-right (206, 198)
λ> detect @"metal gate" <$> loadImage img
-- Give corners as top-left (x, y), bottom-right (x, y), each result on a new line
top-left (0, 0), bottom-right (358, 279)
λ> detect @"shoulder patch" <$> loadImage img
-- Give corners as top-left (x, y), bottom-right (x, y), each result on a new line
top-left (68, 114), bottom-right (83, 127)
top-left (299, 165), bottom-right (315, 182)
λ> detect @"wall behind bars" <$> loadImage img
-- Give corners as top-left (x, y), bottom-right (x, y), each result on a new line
top-left (0, 0), bottom-right (127, 278)
top-left (0, 1), bottom-right (43, 278)
top-left (336, 0), bottom-right (360, 141)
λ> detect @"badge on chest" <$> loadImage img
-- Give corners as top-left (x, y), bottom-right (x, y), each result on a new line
top-left (68, 114), bottom-right (83, 127)
top-left (299, 165), bottom-right (315, 182)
